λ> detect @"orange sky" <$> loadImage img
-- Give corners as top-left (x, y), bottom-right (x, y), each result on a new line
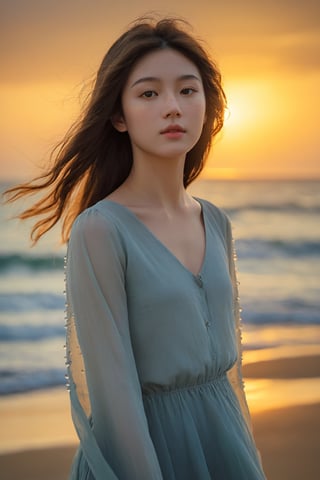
top-left (1, 0), bottom-right (320, 181)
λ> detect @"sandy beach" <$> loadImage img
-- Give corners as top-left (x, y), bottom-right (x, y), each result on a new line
top-left (1, 353), bottom-right (320, 480)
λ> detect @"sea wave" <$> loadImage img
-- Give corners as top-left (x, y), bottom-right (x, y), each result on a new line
top-left (0, 292), bottom-right (64, 312)
top-left (0, 368), bottom-right (65, 395)
top-left (243, 309), bottom-right (320, 325)
top-left (0, 323), bottom-right (65, 341)
top-left (236, 238), bottom-right (320, 259)
top-left (225, 202), bottom-right (320, 215)
top-left (0, 253), bottom-right (64, 273)
top-left (241, 294), bottom-right (320, 325)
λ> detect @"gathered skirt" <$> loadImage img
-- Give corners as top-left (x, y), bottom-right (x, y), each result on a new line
top-left (142, 374), bottom-right (265, 480)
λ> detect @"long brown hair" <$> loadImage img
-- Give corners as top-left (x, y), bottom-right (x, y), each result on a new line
top-left (4, 17), bottom-right (226, 243)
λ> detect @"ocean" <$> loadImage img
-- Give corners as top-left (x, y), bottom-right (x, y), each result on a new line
top-left (1, 179), bottom-right (319, 395)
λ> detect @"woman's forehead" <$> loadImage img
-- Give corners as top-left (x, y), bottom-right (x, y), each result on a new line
top-left (126, 49), bottom-right (201, 86)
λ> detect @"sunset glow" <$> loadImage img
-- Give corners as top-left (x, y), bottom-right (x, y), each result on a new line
top-left (1, 0), bottom-right (320, 181)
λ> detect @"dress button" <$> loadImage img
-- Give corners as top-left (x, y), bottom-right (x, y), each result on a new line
top-left (205, 320), bottom-right (211, 328)
top-left (196, 275), bottom-right (203, 287)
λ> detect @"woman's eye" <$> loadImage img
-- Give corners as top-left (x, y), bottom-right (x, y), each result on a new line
top-left (181, 88), bottom-right (196, 95)
top-left (141, 90), bottom-right (157, 98)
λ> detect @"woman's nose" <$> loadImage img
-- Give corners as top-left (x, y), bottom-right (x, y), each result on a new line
top-left (166, 109), bottom-right (181, 118)
top-left (163, 96), bottom-right (182, 118)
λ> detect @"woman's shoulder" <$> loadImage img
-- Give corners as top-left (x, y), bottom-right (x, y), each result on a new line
top-left (197, 197), bottom-right (231, 233)
top-left (70, 200), bottom-right (127, 244)
top-left (68, 200), bottom-right (128, 266)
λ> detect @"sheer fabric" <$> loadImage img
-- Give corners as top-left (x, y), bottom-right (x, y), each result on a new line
top-left (65, 198), bottom-right (265, 479)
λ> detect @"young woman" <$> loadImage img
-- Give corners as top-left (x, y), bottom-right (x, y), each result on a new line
top-left (6, 17), bottom-right (266, 480)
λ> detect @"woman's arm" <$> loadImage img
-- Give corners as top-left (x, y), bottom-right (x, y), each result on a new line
top-left (225, 217), bottom-right (253, 433)
top-left (66, 207), bottom-right (163, 480)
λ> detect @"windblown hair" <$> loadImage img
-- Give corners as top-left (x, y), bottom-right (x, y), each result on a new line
top-left (5, 17), bottom-right (226, 243)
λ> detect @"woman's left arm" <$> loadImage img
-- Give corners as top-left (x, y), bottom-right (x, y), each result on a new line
top-left (225, 216), bottom-right (253, 432)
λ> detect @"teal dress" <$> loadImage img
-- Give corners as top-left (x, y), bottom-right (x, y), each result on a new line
top-left (65, 198), bottom-right (266, 480)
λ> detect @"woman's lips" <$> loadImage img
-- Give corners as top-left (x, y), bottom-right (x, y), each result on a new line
top-left (160, 125), bottom-right (186, 138)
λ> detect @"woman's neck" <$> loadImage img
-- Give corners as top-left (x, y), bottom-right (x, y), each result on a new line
top-left (118, 155), bottom-right (193, 211)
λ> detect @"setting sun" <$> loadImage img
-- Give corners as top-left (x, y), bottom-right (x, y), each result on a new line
top-left (223, 81), bottom-right (266, 138)
top-left (1, 0), bottom-right (319, 183)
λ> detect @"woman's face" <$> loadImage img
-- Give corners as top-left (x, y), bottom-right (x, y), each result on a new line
top-left (113, 48), bottom-right (206, 163)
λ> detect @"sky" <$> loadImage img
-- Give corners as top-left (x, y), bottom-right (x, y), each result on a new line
top-left (1, 0), bottom-right (320, 181)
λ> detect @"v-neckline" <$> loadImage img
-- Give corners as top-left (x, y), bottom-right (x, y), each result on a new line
top-left (100, 197), bottom-right (208, 278)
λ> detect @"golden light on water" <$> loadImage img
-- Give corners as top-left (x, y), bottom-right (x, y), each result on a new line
top-left (242, 325), bottom-right (320, 412)
top-left (246, 378), bottom-right (320, 413)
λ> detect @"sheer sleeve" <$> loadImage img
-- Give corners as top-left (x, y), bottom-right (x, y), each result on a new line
top-left (65, 207), bottom-right (163, 480)
top-left (225, 217), bottom-right (253, 433)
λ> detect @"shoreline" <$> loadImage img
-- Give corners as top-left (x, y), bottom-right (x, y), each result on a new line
top-left (1, 353), bottom-right (320, 479)
top-left (1, 402), bottom-right (320, 480)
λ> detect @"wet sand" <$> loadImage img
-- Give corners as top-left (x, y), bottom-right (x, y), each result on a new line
top-left (1, 354), bottom-right (320, 480)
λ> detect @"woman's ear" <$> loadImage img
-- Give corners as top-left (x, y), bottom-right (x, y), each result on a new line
top-left (111, 113), bottom-right (127, 132)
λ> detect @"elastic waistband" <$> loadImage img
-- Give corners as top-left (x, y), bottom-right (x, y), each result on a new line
top-left (142, 373), bottom-right (228, 398)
